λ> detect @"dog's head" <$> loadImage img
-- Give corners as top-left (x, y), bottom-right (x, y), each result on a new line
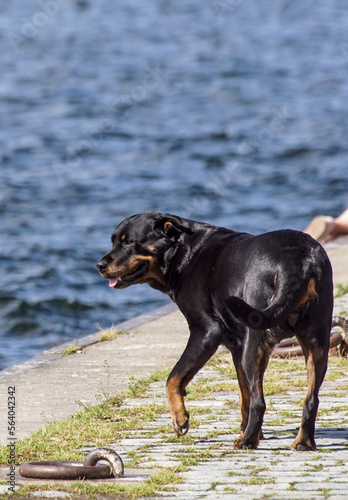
top-left (97, 212), bottom-right (193, 289)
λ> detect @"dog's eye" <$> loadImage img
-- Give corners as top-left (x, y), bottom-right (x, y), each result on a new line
top-left (125, 239), bottom-right (133, 246)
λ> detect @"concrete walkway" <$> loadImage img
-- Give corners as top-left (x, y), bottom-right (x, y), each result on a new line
top-left (0, 237), bottom-right (347, 499)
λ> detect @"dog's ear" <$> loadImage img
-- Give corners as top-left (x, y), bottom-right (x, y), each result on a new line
top-left (163, 221), bottom-right (175, 236)
top-left (155, 215), bottom-right (193, 239)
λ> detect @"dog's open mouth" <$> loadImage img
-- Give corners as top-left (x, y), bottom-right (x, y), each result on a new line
top-left (108, 261), bottom-right (148, 289)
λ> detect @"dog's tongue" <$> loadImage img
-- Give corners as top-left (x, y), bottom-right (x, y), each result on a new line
top-left (109, 278), bottom-right (119, 288)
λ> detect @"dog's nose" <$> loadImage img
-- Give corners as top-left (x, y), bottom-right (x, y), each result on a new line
top-left (97, 259), bottom-right (108, 273)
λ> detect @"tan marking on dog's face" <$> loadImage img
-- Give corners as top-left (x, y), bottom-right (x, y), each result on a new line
top-left (136, 255), bottom-right (165, 284)
top-left (106, 255), bottom-right (165, 285)
top-left (274, 274), bottom-right (277, 287)
top-left (121, 234), bottom-right (126, 241)
top-left (295, 278), bottom-right (318, 311)
top-left (146, 245), bottom-right (155, 253)
top-left (105, 261), bottom-right (124, 275)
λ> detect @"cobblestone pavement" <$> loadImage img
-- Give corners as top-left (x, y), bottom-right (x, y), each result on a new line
top-left (111, 297), bottom-right (348, 500)
top-left (114, 339), bottom-right (348, 500)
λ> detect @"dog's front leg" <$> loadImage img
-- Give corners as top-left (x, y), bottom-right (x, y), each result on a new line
top-left (166, 326), bottom-right (221, 437)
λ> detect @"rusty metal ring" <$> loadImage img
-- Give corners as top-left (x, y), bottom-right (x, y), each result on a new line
top-left (83, 447), bottom-right (124, 477)
top-left (19, 448), bottom-right (124, 480)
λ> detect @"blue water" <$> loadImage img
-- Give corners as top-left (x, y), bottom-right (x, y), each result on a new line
top-left (1, 0), bottom-right (348, 370)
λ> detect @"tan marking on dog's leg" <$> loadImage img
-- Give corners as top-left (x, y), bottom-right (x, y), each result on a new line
top-left (233, 360), bottom-right (251, 437)
top-left (295, 278), bottom-right (318, 311)
top-left (238, 383), bottom-right (250, 435)
top-left (166, 375), bottom-right (190, 437)
top-left (291, 352), bottom-right (317, 451)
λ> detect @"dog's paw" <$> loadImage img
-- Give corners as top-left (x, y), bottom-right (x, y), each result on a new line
top-left (233, 437), bottom-right (258, 450)
top-left (291, 440), bottom-right (316, 452)
top-left (173, 412), bottom-right (190, 437)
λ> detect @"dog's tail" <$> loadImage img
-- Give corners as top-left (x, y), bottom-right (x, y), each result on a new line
top-left (225, 274), bottom-right (318, 331)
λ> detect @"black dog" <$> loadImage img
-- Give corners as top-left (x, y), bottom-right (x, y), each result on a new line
top-left (97, 212), bottom-right (333, 451)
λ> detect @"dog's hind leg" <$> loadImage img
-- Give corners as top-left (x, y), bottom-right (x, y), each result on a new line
top-left (291, 333), bottom-right (329, 451)
top-left (228, 345), bottom-right (250, 436)
top-left (166, 325), bottom-right (221, 437)
top-left (233, 330), bottom-right (272, 450)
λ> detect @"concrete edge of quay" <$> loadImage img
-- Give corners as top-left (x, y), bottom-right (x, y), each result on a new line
top-left (0, 303), bottom-right (177, 382)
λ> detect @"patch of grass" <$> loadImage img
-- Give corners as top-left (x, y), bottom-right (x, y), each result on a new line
top-left (63, 344), bottom-right (82, 355)
top-left (224, 486), bottom-right (238, 493)
top-left (317, 487), bottom-right (331, 497)
top-left (328, 357), bottom-right (348, 368)
top-left (162, 433), bottom-right (197, 445)
top-left (227, 470), bottom-right (241, 477)
top-left (334, 284), bottom-right (348, 298)
top-left (6, 401), bottom-right (166, 465)
top-left (176, 448), bottom-right (216, 466)
top-left (99, 326), bottom-right (125, 341)
top-left (278, 410), bottom-right (300, 419)
top-left (186, 379), bottom-right (235, 400)
top-left (225, 400), bottom-right (239, 410)
top-left (288, 482), bottom-right (298, 491)
top-left (264, 382), bottom-right (289, 396)
top-left (246, 465), bottom-right (270, 475)
top-left (210, 481), bottom-right (224, 490)
top-left (308, 463), bottom-right (324, 472)
top-left (126, 376), bottom-right (151, 398)
top-left (206, 354), bottom-right (238, 380)
top-left (147, 367), bottom-right (171, 383)
top-left (318, 405), bottom-right (347, 416)
top-left (124, 368), bottom-right (170, 399)
top-left (17, 467), bottom-right (182, 498)
top-left (324, 369), bottom-right (347, 382)
top-left (238, 476), bottom-right (275, 485)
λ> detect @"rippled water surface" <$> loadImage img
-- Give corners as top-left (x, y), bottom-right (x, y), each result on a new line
top-left (1, 0), bottom-right (348, 369)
